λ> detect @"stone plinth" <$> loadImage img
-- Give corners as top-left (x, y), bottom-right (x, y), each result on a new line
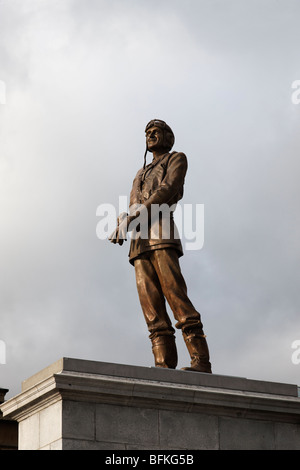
top-left (1, 358), bottom-right (300, 450)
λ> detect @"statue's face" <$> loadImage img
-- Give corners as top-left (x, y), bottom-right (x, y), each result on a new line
top-left (146, 126), bottom-right (165, 153)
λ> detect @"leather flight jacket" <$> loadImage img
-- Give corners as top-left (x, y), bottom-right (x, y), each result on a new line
top-left (128, 151), bottom-right (187, 264)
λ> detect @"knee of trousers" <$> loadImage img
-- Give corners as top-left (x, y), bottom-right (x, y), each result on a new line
top-left (148, 327), bottom-right (176, 341)
top-left (175, 317), bottom-right (203, 332)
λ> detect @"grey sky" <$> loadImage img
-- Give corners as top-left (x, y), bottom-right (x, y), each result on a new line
top-left (1, 0), bottom-right (300, 398)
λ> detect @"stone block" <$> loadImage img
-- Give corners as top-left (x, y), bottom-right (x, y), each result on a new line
top-left (63, 401), bottom-right (95, 441)
top-left (18, 413), bottom-right (40, 450)
top-left (39, 401), bottom-right (62, 449)
top-left (159, 410), bottom-right (219, 449)
top-left (219, 417), bottom-right (275, 450)
top-left (274, 422), bottom-right (300, 450)
top-left (96, 403), bottom-right (159, 448)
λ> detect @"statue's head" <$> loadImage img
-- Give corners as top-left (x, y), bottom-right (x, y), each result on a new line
top-left (145, 119), bottom-right (175, 153)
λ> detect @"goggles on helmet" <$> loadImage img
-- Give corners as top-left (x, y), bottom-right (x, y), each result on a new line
top-left (145, 119), bottom-right (174, 136)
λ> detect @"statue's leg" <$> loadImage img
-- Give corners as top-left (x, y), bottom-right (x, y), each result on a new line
top-left (151, 248), bottom-right (212, 373)
top-left (134, 254), bottom-right (178, 368)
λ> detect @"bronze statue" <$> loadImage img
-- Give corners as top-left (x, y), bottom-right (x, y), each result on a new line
top-left (109, 119), bottom-right (212, 373)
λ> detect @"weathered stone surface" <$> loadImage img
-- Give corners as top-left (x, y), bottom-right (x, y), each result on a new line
top-left (1, 358), bottom-right (300, 450)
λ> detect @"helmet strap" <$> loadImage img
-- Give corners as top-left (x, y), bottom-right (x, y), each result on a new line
top-left (143, 146), bottom-right (148, 169)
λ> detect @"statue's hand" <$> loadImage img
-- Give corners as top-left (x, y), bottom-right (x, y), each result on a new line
top-left (116, 218), bottom-right (128, 245)
top-left (108, 212), bottom-right (130, 246)
top-left (108, 226), bottom-right (120, 244)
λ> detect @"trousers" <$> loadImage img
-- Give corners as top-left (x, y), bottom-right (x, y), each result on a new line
top-left (134, 248), bottom-right (203, 340)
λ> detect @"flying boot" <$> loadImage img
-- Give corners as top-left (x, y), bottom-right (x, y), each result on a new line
top-left (182, 328), bottom-right (212, 373)
top-left (151, 335), bottom-right (178, 369)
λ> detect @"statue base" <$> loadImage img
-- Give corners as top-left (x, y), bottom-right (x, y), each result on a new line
top-left (1, 357), bottom-right (300, 450)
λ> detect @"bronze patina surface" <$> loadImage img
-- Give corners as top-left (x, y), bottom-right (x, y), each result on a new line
top-left (109, 119), bottom-right (212, 373)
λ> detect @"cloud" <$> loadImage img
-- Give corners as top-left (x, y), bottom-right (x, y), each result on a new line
top-left (1, 0), bottom-right (300, 398)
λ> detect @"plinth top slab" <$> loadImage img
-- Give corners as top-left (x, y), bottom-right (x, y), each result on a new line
top-left (21, 357), bottom-right (298, 397)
